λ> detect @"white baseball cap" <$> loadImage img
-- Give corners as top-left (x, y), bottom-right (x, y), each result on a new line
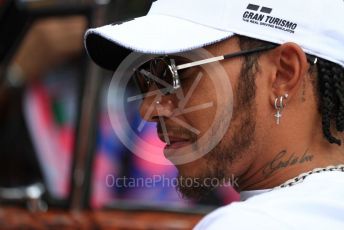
top-left (84, 0), bottom-right (344, 70)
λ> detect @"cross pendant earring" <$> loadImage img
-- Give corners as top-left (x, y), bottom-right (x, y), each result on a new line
top-left (275, 110), bottom-right (282, 125)
top-left (274, 94), bottom-right (288, 125)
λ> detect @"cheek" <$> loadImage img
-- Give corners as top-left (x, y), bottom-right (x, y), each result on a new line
top-left (180, 75), bottom-right (218, 136)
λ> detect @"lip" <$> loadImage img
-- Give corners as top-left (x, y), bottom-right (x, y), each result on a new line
top-left (157, 131), bottom-right (196, 161)
top-left (156, 123), bottom-right (198, 159)
top-left (163, 140), bottom-right (192, 160)
top-left (165, 141), bottom-right (191, 149)
top-left (157, 133), bottom-right (191, 148)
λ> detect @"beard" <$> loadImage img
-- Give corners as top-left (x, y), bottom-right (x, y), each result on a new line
top-left (176, 75), bottom-right (257, 200)
top-left (176, 111), bottom-right (256, 199)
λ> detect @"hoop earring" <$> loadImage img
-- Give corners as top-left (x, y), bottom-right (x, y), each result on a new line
top-left (274, 94), bottom-right (288, 125)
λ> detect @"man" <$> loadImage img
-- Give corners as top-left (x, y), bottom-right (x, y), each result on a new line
top-left (84, 0), bottom-right (344, 229)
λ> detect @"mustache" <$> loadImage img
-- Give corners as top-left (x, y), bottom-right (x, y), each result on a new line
top-left (156, 122), bottom-right (198, 142)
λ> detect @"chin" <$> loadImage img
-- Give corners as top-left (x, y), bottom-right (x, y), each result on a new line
top-left (175, 158), bottom-right (206, 178)
top-left (175, 160), bottom-right (220, 200)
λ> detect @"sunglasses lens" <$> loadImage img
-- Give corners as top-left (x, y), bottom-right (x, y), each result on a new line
top-left (134, 70), bottom-right (151, 94)
top-left (150, 59), bottom-right (174, 91)
top-left (134, 58), bottom-right (175, 94)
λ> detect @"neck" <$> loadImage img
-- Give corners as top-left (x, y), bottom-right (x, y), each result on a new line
top-left (236, 139), bottom-right (344, 192)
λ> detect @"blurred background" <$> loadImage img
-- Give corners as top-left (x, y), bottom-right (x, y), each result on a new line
top-left (0, 0), bottom-right (239, 228)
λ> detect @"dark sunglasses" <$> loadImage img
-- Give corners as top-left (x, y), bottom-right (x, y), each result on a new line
top-left (134, 44), bottom-right (318, 95)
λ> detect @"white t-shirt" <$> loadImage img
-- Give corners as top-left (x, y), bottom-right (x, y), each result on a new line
top-left (195, 171), bottom-right (344, 230)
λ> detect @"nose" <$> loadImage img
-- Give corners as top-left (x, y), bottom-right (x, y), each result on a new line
top-left (139, 92), bottom-right (176, 122)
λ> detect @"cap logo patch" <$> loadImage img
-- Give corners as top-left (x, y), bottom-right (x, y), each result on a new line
top-left (243, 3), bottom-right (298, 34)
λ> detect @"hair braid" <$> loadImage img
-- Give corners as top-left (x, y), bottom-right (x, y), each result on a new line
top-left (334, 68), bottom-right (344, 132)
top-left (316, 59), bottom-right (344, 145)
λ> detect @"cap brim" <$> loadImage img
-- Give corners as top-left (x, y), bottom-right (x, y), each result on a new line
top-left (85, 14), bottom-right (234, 71)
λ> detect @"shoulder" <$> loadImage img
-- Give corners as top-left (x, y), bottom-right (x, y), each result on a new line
top-left (195, 172), bottom-right (344, 230)
top-left (194, 200), bottom-right (293, 230)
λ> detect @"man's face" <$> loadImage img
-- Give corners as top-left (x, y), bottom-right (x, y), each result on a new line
top-left (139, 37), bottom-right (259, 198)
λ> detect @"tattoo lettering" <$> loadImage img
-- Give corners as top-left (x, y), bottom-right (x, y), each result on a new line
top-left (262, 149), bottom-right (314, 178)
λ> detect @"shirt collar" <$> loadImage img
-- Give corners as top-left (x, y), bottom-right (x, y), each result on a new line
top-left (240, 188), bottom-right (272, 201)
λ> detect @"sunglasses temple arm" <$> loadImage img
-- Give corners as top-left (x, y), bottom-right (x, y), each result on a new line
top-left (223, 44), bottom-right (278, 59)
top-left (176, 56), bottom-right (224, 70)
top-left (176, 44), bottom-right (278, 71)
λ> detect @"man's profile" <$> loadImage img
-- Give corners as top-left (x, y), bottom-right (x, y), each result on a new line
top-left (84, 0), bottom-right (344, 229)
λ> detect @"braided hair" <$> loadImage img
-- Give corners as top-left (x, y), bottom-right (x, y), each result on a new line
top-left (316, 59), bottom-right (344, 145)
top-left (238, 35), bottom-right (344, 145)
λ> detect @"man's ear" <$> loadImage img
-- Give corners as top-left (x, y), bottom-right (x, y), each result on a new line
top-left (269, 43), bottom-right (309, 104)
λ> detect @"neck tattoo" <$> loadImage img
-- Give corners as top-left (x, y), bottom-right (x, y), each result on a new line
top-left (262, 149), bottom-right (314, 178)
